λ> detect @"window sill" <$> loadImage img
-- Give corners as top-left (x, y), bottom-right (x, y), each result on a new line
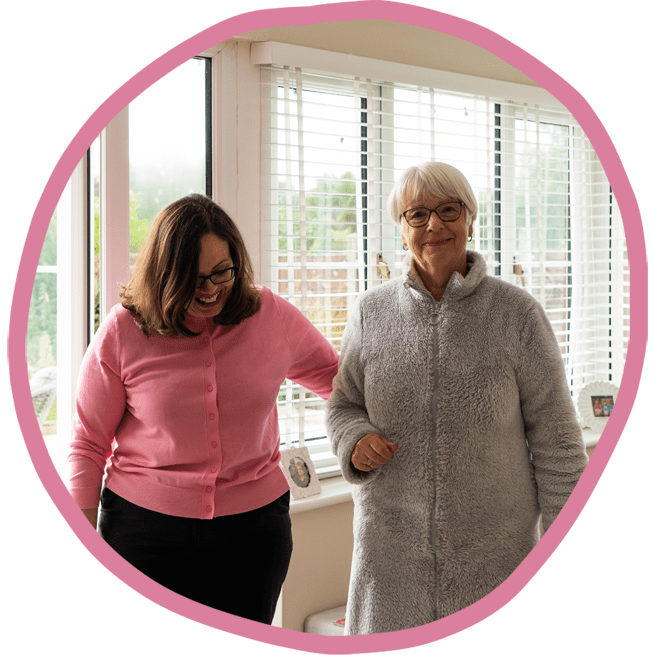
top-left (290, 429), bottom-right (602, 515)
top-left (289, 475), bottom-right (353, 514)
top-left (582, 428), bottom-right (602, 448)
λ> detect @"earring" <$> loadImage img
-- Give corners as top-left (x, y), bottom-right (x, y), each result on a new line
top-left (468, 235), bottom-right (473, 242)
top-left (402, 244), bottom-right (408, 251)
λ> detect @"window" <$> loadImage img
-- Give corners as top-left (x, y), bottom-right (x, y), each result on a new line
top-left (30, 162), bottom-right (87, 478)
top-left (262, 68), bottom-right (390, 476)
top-left (35, 56), bottom-right (213, 477)
top-left (90, 56), bottom-right (212, 337)
top-left (28, 212), bottom-right (58, 434)
top-left (33, 42), bottom-right (627, 484)
top-left (260, 58), bottom-right (628, 476)
top-left (129, 56), bottom-right (211, 259)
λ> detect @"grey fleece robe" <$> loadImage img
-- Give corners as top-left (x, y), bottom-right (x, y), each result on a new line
top-left (326, 250), bottom-right (588, 635)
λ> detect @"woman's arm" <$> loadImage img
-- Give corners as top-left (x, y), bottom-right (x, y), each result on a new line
top-left (68, 309), bottom-right (127, 525)
top-left (326, 295), bottom-right (395, 484)
top-left (515, 300), bottom-right (588, 531)
top-left (277, 294), bottom-right (340, 400)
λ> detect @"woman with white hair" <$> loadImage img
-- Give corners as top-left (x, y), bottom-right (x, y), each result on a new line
top-left (327, 162), bottom-right (588, 634)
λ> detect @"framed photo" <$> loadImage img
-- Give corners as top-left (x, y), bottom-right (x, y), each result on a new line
top-left (280, 447), bottom-right (322, 500)
top-left (577, 382), bottom-right (619, 432)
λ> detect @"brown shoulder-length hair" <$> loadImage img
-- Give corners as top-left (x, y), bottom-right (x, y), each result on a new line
top-left (120, 194), bottom-right (261, 337)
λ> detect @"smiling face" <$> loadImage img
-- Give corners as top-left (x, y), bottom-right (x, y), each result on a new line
top-left (186, 233), bottom-right (235, 318)
top-left (401, 195), bottom-right (472, 287)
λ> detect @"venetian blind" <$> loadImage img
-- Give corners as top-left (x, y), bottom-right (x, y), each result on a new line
top-left (260, 61), bottom-right (628, 477)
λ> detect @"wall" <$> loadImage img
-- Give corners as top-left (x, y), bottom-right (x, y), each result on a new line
top-left (282, 501), bottom-right (354, 632)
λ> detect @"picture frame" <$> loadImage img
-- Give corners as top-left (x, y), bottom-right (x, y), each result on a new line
top-left (577, 381), bottom-right (619, 432)
top-left (280, 447), bottom-right (322, 500)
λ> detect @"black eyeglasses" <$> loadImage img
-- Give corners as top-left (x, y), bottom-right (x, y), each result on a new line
top-left (401, 201), bottom-right (464, 227)
top-left (197, 266), bottom-right (237, 288)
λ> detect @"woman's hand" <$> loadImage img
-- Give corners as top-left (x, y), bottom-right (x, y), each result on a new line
top-left (82, 507), bottom-right (98, 530)
top-left (351, 433), bottom-right (398, 471)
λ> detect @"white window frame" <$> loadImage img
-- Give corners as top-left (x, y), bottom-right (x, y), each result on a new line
top-left (56, 40), bottom-right (627, 480)
top-left (52, 158), bottom-right (88, 445)
top-left (251, 42), bottom-right (627, 473)
top-left (49, 125), bottom-right (129, 447)
top-left (58, 58), bottom-right (216, 444)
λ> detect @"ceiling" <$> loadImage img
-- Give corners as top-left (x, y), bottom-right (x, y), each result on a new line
top-left (208, 19), bottom-right (538, 87)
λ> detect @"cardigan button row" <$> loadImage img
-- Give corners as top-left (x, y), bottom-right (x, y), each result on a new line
top-left (205, 482), bottom-right (216, 514)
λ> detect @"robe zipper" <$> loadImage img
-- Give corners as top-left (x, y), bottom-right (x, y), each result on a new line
top-left (429, 303), bottom-right (441, 619)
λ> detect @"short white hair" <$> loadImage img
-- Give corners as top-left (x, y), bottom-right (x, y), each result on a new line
top-left (387, 162), bottom-right (478, 227)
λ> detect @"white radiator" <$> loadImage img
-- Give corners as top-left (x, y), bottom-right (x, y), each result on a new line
top-left (304, 605), bottom-right (347, 635)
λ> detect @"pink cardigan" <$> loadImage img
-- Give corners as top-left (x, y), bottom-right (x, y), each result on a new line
top-left (68, 287), bottom-right (339, 518)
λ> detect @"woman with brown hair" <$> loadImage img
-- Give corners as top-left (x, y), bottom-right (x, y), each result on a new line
top-left (68, 194), bottom-right (339, 624)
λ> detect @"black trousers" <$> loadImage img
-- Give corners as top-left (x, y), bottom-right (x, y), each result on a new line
top-left (98, 486), bottom-right (293, 624)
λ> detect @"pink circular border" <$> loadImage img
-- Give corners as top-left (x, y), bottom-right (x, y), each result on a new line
top-left (8, 2), bottom-right (647, 653)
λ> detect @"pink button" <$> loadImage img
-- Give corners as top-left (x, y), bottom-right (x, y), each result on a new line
top-left (206, 506), bottom-right (212, 513)
top-left (211, 441), bottom-right (217, 448)
top-left (207, 385), bottom-right (213, 392)
top-left (206, 361), bottom-right (212, 367)
top-left (203, 337), bottom-right (209, 344)
top-left (209, 413), bottom-right (215, 420)
top-left (210, 467), bottom-right (217, 473)
top-left (205, 486), bottom-right (212, 493)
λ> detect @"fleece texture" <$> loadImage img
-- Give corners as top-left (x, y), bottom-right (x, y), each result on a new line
top-left (326, 250), bottom-right (588, 635)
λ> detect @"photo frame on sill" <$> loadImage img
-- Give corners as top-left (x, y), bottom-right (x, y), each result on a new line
top-left (578, 381), bottom-right (620, 433)
top-left (280, 447), bottom-right (322, 500)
